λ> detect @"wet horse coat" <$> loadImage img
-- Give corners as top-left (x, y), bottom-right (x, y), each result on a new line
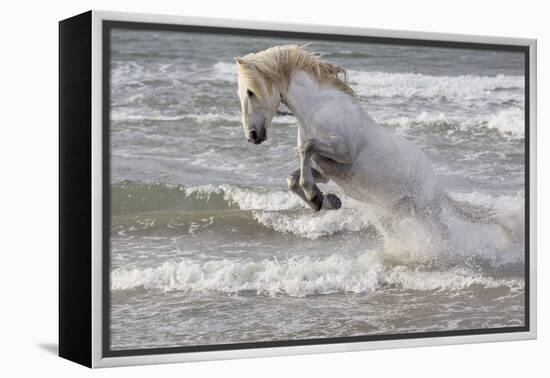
top-left (236, 45), bottom-right (442, 218)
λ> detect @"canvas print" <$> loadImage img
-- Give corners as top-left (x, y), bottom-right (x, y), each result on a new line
top-left (108, 27), bottom-right (526, 351)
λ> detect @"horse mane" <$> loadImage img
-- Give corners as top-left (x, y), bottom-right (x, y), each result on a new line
top-left (237, 44), bottom-right (357, 99)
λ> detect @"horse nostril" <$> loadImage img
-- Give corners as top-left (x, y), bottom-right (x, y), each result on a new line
top-left (249, 130), bottom-right (257, 140)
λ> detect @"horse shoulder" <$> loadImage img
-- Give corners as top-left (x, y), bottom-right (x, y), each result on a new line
top-left (310, 98), bottom-right (362, 131)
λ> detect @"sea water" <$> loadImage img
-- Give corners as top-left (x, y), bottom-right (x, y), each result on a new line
top-left (109, 29), bottom-right (526, 350)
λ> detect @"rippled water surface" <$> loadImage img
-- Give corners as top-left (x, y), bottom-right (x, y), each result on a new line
top-left (109, 29), bottom-right (526, 350)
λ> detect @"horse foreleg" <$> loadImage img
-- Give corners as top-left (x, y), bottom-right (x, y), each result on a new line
top-left (286, 168), bottom-right (329, 209)
top-left (287, 168), bottom-right (341, 211)
top-left (297, 136), bottom-right (352, 211)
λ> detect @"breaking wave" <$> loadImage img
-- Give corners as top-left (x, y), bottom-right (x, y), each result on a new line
top-left (112, 182), bottom-right (305, 216)
top-left (111, 251), bottom-right (524, 297)
top-left (382, 107), bottom-right (525, 139)
top-left (112, 182), bottom-right (524, 228)
top-left (111, 182), bottom-right (525, 269)
top-left (349, 71), bottom-right (524, 103)
top-left (212, 61), bottom-right (523, 103)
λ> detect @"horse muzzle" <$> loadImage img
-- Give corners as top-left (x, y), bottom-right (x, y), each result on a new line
top-left (247, 128), bottom-right (267, 145)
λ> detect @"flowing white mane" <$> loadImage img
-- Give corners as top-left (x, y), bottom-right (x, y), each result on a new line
top-left (237, 44), bottom-right (357, 99)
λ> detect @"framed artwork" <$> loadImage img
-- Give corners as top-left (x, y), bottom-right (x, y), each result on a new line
top-left (59, 10), bottom-right (537, 368)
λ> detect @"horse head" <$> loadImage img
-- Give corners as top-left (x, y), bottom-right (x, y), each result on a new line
top-left (235, 58), bottom-right (281, 144)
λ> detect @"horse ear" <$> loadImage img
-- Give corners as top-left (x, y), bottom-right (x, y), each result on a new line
top-left (235, 58), bottom-right (256, 70)
top-left (235, 57), bottom-right (248, 66)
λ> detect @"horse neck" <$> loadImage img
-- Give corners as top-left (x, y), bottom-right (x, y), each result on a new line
top-left (282, 71), bottom-right (343, 133)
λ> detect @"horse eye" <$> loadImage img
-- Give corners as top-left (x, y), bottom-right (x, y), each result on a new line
top-left (246, 89), bottom-right (255, 98)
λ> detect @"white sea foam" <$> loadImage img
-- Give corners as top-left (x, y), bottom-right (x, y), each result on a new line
top-left (447, 191), bottom-right (525, 252)
top-left (111, 110), bottom-right (296, 125)
top-left (448, 190), bottom-right (524, 210)
top-left (180, 184), bottom-right (525, 268)
top-left (112, 61), bottom-right (145, 86)
top-left (183, 185), bottom-right (525, 261)
top-left (187, 113), bottom-right (242, 123)
top-left (111, 111), bottom-right (189, 122)
top-left (486, 107), bottom-right (525, 136)
top-left (254, 206), bottom-right (445, 264)
top-left (350, 71), bottom-right (524, 103)
top-left (111, 107), bottom-right (242, 123)
top-left (211, 62), bottom-right (238, 82)
top-left (214, 62), bottom-right (525, 105)
top-left (253, 206), bottom-right (378, 239)
top-left (111, 183), bottom-right (526, 296)
top-left (111, 252), bottom-right (524, 296)
top-left (185, 184), bottom-right (305, 211)
top-left (184, 184), bottom-right (384, 239)
top-left (381, 107), bottom-right (525, 139)
top-left (186, 112), bottom-right (296, 125)
top-left (272, 115), bottom-right (298, 124)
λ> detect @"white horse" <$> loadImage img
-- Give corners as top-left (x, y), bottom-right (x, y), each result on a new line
top-left (234, 45), bottom-right (470, 222)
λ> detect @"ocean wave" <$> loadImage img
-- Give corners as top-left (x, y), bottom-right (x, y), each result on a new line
top-left (113, 182), bottom-right (524, 231)
top-left (111, 111), bottom-right (189, 122)
top-left (112, 182), bottom-right (380, 239)
top-left (448, 190), bottom-right (524, 210)
top-left (381, 108), bottom-right (525, 139)
top-left (111, 109), bottom-right (297, 125)
top-left (252, 203), bottom-right (379, 239)
top-left (486, 108), bottom-right (525, 136)
top-left (112, 182), bottom-right (525, 268)
top-left (112, 182), bottom-right (305, 216)
top-left (111, 252), bottom-right (524, 297)
top-left (110, 108), bottom-right (243, 123)
top-left (211, 62), bottom-right (238, 82)
top-left (212, 62), bottom-right (524, 104)
top-left (112, 61), bottom-right (145, 86)
top-left (447, 191), bottom-right (525, 250)
top-left (323, 51), bottom-right (372, 59)
top-left (350, 71), bottom-right (524, 103)
top-left (185, 113), bottom-right (241, 123)
top-left (111, 182), bottom-right (381, 239)
top-left (111, 61), bottom-right (182, 90)
top-left (184, 184), bottom-right (305, 211)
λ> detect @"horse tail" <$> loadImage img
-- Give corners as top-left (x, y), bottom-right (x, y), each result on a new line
top-left (441, 193), bottom-right (496, 224)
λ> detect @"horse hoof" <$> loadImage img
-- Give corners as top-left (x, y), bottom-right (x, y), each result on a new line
top-left (323, 193), bottom-right (342, 210)
top-left (309, 191), bottom-right (324, 212)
